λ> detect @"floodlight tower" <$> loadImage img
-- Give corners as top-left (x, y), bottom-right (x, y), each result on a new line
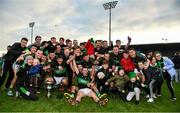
top-left (29, 22), bottom-right (35, 44)
top-left (103, 1), bottom-right (118, 45)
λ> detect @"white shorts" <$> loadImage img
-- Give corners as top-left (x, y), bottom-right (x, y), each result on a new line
top-left (79, 88), bottom-right (92, 96)
top-left (53, 77), bottom-right (64, 85)
top-left (126, 87), bottom-right (140, 101)
top-left (12, 63), bottom-right (20, 72)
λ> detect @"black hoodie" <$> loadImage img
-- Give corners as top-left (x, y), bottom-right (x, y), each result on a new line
top-left (3, 43), bottom-right (25, 62)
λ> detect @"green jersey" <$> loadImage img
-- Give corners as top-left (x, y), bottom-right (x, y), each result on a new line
top-left (77, 73), bottom-right (91, 89)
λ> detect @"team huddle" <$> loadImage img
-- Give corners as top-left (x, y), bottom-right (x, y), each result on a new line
top-left (0, 36), bottom-right (177, 105)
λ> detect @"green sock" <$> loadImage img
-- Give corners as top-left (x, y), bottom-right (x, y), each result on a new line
top-left (96, 92), bottom-right (100, 97)
top-left (70, 93), bottom-right (75, 98)
top-left (20, 87), bottom-right (30, 96)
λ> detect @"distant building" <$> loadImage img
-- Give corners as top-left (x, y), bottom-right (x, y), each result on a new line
top-left (126, 43), bottom-right (180, 57)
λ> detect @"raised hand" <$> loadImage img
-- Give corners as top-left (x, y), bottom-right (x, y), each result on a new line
top-left (128, 36), bottom-right (132, 42)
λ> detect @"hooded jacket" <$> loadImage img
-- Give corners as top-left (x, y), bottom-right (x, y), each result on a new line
top-left (163, 57), bottom-right (176, 79)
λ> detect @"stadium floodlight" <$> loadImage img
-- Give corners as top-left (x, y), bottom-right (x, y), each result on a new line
top-left (103, 1), bottom-right (118, 45)
top-left (29, 22), bottom-right (35, 44)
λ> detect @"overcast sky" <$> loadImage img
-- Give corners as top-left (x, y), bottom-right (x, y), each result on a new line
top-left (0, 0), bottom-right (180, 51)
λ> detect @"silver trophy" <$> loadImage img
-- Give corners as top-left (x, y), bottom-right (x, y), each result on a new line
top-left (46, 81), bottom-right (53, 98)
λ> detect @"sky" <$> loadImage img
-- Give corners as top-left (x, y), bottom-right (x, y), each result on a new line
top-left (0, 0), bottom-right (180, 54)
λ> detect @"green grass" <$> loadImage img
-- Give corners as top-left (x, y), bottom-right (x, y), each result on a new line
top-left (0, 83), bottom-right (180, 112)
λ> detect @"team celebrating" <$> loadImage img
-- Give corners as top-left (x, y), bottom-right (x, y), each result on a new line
top-left (0, 36), bottom-right (177, 105)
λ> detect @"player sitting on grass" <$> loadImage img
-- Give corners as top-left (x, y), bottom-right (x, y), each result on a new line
top-left (45, 56), bottom-right (69, 92)
top-left (64, 59), bottom-right (108, 106)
